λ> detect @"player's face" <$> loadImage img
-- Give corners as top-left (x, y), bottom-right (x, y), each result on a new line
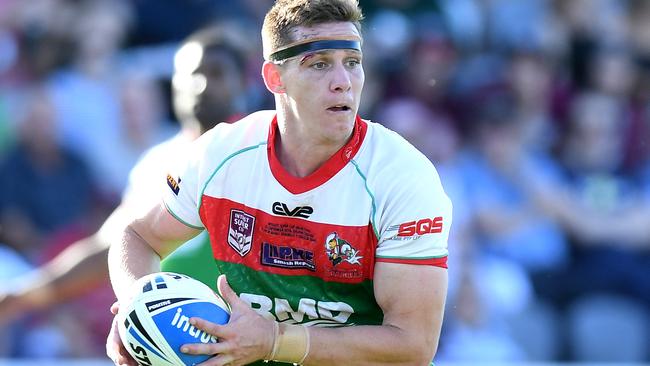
top-left (279, 22), bottom-right (364, 145)
top-left (193, 49), bottom-right (245, 129)
top-left (174, 44), bottom-right (245, 131)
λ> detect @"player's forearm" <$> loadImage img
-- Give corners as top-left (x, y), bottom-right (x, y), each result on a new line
top-left (303, 324), bottom-right (437, 365)
top-left (18, 237), bottom-right (108, 309)
top-left (44, 235), bottom-right (109, 297)
top-left (108, 225), bottom-right (161, 303)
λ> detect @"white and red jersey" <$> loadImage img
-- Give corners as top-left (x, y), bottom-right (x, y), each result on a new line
top-left (163, 110), bottom-right (451, 328)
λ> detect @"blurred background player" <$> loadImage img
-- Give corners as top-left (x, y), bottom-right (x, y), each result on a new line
top-left (0, 23), bottom-right (251, 335)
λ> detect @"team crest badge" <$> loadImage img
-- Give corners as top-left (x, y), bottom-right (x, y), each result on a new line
top-left (325, 232), bottom-right (362, 266)
top-left (228, 209), bottom-right (255, 256)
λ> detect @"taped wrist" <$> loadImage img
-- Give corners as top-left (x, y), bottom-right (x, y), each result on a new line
top-left (268, 323), bottom-right (310, 364)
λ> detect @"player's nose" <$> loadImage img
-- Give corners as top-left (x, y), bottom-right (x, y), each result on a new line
top-left (329, 63), bottom-right (352, 93)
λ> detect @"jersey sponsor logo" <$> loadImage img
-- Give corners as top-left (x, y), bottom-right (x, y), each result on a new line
top-left (262, 222), bottom-right (316, 242)
top-left (272, 202), bottom-right (313, 218)
top-left (166, 174), bottom-right (181, 195)
top-left (325, 232), bottom-right (362, 266)
top-left (261, 242), bottom-right (315, 271)
top-left (240, 293), bottom-right (355, 326)
top-left (397, 217), bottom-right (443, 237)
top-left (228, 209), bottom-right (255, 256)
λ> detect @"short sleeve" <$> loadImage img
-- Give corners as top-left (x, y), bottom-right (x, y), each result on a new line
top-left (162, 138), bottom-right (208, 230)
top-left (375, 160), bottom-right (452, 268)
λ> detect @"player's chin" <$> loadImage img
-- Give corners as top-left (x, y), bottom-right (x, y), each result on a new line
top-left (328, 111), bottom-right (355, 126)
top-left (324, 125), bottom-right (354, 145)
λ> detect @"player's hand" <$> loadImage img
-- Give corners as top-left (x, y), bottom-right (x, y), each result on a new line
top-left (181, 275), bottom-right (276, 366)
top-left (106, 302), bottom-right (138, 366)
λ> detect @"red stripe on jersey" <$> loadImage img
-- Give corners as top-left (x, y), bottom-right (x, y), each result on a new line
top-left (376, 256), bottom-right (448, 268)
top-left (199, 197), bottom-right (377, 283)
top-left (267, 115), bottom-right (368, 194)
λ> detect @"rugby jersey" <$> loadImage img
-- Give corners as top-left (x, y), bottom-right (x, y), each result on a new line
top-left (163, 110), bottom-right (451, 331)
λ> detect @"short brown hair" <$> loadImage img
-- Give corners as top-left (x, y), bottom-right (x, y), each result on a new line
top-left (262, 0), bottom-right (364, 60)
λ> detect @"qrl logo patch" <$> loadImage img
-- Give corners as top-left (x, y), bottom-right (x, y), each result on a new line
top-left (228, 209), bottom-right (255, 256)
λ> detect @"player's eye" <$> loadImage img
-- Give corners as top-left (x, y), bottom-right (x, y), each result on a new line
top-left (345, 59), bottom-right (361, 68)
top-left (311, 61), bottom-right (328, 70)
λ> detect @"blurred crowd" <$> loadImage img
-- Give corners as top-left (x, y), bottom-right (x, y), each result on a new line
top-left (0, 0), bottom-right (649, 363)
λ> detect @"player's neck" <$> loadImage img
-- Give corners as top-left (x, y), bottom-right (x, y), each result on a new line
top-left (275, 115), bottom-right (348, 178)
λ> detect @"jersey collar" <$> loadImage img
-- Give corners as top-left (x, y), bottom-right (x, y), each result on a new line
top-left (267, 115), bottom-right (367, 195)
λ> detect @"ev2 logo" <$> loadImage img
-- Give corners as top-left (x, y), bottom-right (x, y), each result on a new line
top-left (272, 201), bottom-right (313, 218)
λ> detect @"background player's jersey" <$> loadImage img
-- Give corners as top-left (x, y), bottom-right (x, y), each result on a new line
top-left (116, 131), bottom-right (218, 287)
top-left (163, 110), bottom-right (452, 330)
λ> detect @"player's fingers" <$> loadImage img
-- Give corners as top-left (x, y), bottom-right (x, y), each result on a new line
top-left (108, 340), bottom-right (135, 365)
top-left (117, 337), bottom-right (139, 366)
top-left (115, 352), bottom-right (139, 366)
top-left (180, 340), bottom-right (226, 356)
top-left (107, 316), bottom-right (137, 366)
top-left (216, 275), bottom-right (243, 310)
top-left (189, 316), bottom-right (227, 338)
top-left (110, 301), bottom-right (120, 315)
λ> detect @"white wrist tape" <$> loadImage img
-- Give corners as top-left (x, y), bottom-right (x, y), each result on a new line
top-left (269, 323), bottom-right (310, 364)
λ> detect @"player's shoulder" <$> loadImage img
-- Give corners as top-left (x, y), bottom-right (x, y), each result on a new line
top-left (362, 119), bottom-right (434, 171)
top-left (360, 119), bottom-right (451, 213)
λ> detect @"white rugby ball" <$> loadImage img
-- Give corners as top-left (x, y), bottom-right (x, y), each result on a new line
top-left (117, 272), bottom-right (230, 366)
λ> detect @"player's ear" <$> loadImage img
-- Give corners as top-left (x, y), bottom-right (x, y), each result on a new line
top-left (262, 61), bottom-right (285, 94)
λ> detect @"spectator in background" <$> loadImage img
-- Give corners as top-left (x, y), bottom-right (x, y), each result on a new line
top-left (376, 98), bottom-right (531, 363)
top-left (0, 23), bottom-right (252, 358)
top-left (437, 256), bottom-right (534, 362)
top-left (0, 88), bottom-right (97, 260)
top-left (458, 92), bottom-right (567, 360)
top-left (507, 51), bottom-right (559, 154)
top-left (627, 0), bottom-right (650, 177)
top-left (0, 5), bottom-right (171, 358)
top-left (536, 92), bottom-right (650, 362)
top-left (359, 0), bottom-right (438, 18)
top-left (0, 0), bottom-right (77, 153)
top-left (584, 44), bottom-right (645, 171)
top-left (461, 93), bottom-right (568, 277)
top-left (126, 0), bottom-right (274, 46)
top-left (47, 0), bottom-right (137, 200)
top-left (629, 0), bottom-right (650, 58)
top-left (0, 86), bottom-right (101, 358)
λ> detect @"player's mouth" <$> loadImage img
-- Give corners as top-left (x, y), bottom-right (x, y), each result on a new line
top-left (326, 104), bottom-right (352, 113)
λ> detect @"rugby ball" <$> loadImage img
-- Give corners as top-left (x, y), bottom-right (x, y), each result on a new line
top-left (117, 272), bottom-right (230, 366)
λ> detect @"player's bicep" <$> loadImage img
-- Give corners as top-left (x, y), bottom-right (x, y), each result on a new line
top-left (130, 202), bottom-right (203, 259)
top-left (374, 262), bottom-right (448, 356)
